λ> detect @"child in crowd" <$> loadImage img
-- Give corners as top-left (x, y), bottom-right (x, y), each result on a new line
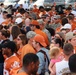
top-left (49, 47), bottom-right (62, 75)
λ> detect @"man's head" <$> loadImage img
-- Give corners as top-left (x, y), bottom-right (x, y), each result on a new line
top-left (63, 43), bottom-right (74, 56)
top-left (53, 15), bottom-right (61, 24)
top-left (2, 11), bottom-right (8, 19)
top-left (15, 17), bottom-right (23, 28)
top-left (65, 32), bottom-right (76, 46)
top-left (32, 34), bottom-right (47, 50)
top-left (0, 29), bottom-right (10, 40)
top-left (2, 41), bottom-right (17, 57)
top-left (23, 53), bottom-right (39, 75)
top-left (30, 20), bottom-right (40, 31)
top-left (37, 19), bottom-right (45, 30)
top-left (6, 14), bottom-right (13, 21)
top-left (69, 54), bottom-right (76, 73)
top-left (39, 6), bottom-right (45, 12)
top-left (26, 31), bottom-right (36, 44)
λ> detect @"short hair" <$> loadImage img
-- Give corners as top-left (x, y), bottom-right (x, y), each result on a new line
top-left (6, 14), bottom-right (13, 19)
top-left (3, 41), bottom-right (17, 53)
top-left (54, 38), bottom-right (62, 48)
top-left (69, 54), bottom-right (76, 73)
top-left (61, 17), bottom-right (68, 26)
top-left (63, 43), bottom-right (74, 56)
top-left (3, 11), bottom-right (8, 14)
top-left (23, 53), bottom-right (39, 67)
top-left (67, 15), bottom-right (74, 20)
top-left (0, 29), bottom-right (10, 38)
top-left (39, 6), bottom-right (44, 10)
top-left (26, 31), bottom-right (36, 39)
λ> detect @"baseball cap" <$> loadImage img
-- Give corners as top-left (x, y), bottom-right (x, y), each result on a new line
top-left (65, 32), bottom-right (76, 41)
top-left (15, 18), bottom-right (23, 24)
top-left (33, 34), bottom-right (47, 47)
top-left (62, 23), bottom-right (71, 29)
top-left (30, 20), bottom-right (39, 26)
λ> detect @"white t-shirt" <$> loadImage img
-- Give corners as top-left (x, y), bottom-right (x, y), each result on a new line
top-left (56, 59), bottom-right (70, 75)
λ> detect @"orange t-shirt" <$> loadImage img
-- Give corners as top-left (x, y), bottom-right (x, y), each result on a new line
top-left (3, 53), bottom-right (20, 75)
top-left (21, 44), bottom-right (36, 61)
top-left (35, 29), bottom-right (49, 46)
top-left (48, 11), bottom-right (56, 17)
top-left (13, 72), bottom-right (28, 75)
top-left (33, 8), bottom-right (39, 13)
top-left (71, 21), bottom-right (76, 31)
top-left (38, 11), bottom-right (46, 18)
top-left (17, 47), bottom-right (23, 60)
top-left (1, 20), bottom-right (10, 26)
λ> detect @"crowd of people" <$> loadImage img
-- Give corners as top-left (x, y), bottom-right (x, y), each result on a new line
top-left (0, 2), bottom-right (76, 75)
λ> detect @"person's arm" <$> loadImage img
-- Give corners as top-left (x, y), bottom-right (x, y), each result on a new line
top-left (52, 64), bottom-right (56, 75)
top-left (49, 61), bottom-right (55, 75)
top-left (36, 52), bottom-right (45, 75)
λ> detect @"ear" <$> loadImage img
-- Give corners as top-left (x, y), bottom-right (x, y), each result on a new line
top-left (30, 62), bottom-right (35, 68)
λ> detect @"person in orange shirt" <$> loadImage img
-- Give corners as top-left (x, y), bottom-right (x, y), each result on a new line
top-left (33, 5), bottom-right (39, 14)
top-left (2, 41), bottom-right (20, 75)
top-left (48, 6), bottom-right (57, 17)
top-left (38, 6), bottom-right (47, 18)
top-left (30, 20), bottom-right (49, 46)
top-left (11, 53), bottom-right (39, 75)
top-left (21, 31), bottom-right (36, 61)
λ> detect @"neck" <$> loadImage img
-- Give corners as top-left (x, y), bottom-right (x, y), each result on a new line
top-left (2, 38), bottom-right (7, 40)
top-left (28, 41), bottom-right (32, 46)
top-left (36, 46), bottom-right (41, 52)
top-left (21, 67), bottom-right (31, 75)
top-left (20, 44), bottom-right (23, 48)
top-left (64, 53), bottom-right (73, 61)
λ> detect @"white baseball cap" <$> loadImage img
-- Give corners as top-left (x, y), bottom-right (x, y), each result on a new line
top-left (62, 23), bottom-right (71, 29)
top-left (15, 18), bottom-right (23, 24)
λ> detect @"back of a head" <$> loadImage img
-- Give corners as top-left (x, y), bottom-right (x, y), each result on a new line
top-left (6, 14), bottom-right (13, 19)
top-left (54, 38), bottom-right (62, 48)
top-left (23, 53), bottom-right (39, 67)
top-left (63, 43), bottom-right (74, 56)
top-left (3, 41), bottom-right (17, 53)
top-left (26, 31), bottom-right (36, 40)
top-left (0, 29), bottom-right (10, 38)
top-left (11, 25), bottom-right (21, 40)
top-left (69, 54), bottom-right (76, 73)
top-left (39, 6), bottom-right (44, 10)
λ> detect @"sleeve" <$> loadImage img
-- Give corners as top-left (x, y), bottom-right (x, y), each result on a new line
top-left (36, 52), bottom-right (45, 74)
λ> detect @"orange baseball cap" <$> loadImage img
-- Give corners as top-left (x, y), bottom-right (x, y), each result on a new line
top-left (30, 20), bottom-right (39, 26)
top-left (33, 34), bottom-right (47, 47)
